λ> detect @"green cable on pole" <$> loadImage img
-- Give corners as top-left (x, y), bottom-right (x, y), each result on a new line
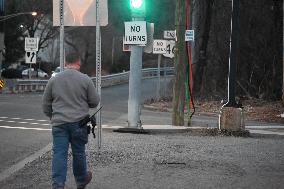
top-left (185, 64), bottom-right (191, 115)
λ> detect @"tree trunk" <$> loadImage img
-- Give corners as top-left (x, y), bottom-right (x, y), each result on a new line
top-left (282, 61), bottom-right (284, 104)
top-left (192, 0), bottom-right (213, 94)
top-left (172, 0), bottom-right (187, 126)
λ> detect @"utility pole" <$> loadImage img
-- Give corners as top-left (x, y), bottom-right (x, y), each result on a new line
top-left (0, 0), bottom-right (4, 78)
top-left (225, 0), bottom-right (240, 107)
top-left (172, 0), bottom-right (187, 126)
top-left (219, 0), bottom-right (245, 132)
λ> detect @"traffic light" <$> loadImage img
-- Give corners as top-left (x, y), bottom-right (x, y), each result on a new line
top-left (130, 0), bottom-right (145, 17)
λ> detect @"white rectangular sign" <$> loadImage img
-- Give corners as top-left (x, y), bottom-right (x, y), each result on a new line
top-left (25, 37), bottom-right (39, 51)
top-left (25, 51), bottom-right (37, 64)
top-left (164, 30), bottom-right (176, 39)
top-left (185, 30), bottom-right (194, 41)
top-left (53, 0), bottom-right (108, 26)
top-left (153, 40), bottom-right (167, 54)
top-left (124, 21), bottom-right (147, 45)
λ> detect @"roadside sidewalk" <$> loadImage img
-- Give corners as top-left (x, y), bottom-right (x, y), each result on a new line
top-left (103, 109), bottom-right (284, 136)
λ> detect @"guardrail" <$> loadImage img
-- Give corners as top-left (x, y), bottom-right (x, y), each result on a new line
top-left (1, 67), bottom-right (174, 93)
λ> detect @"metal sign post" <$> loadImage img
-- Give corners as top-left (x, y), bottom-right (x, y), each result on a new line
top-left (153, 40), bottom-right (167, 100)
top-left (96, 0), bottom-right (102, 150)
top-left (59, 0), bottom-right (64, 72)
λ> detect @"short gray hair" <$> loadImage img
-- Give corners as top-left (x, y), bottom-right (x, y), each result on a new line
top-left (65, 52), bottom-right (80, 64)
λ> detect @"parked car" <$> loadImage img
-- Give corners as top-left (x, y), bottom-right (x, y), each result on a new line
top-left (22, 68), bottom-right (36, 78)
top-left (37, 69), bottom-right (49, 78)
top-left (17, 65), bottom-right (29, 72)
top-left (51, 67), bottom-right (61, 77)
top-left (22, 68), bottom-right (48, 78)
top-left (1, 68), bottom-right (22, 79)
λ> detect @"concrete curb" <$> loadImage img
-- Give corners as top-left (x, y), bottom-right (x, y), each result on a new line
top-left (101, 125), bottom-right (284, 137)
top-left (249, 129), bottom-right (284, 138)
top-left (0, 143), bottom-right (52, 183)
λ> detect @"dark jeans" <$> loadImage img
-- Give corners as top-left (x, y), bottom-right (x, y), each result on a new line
top-left (52, 122), bottom-right (88, 188)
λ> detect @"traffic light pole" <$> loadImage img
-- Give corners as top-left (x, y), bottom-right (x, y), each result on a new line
top-left (115, 0), bottom-right (147, 133)
top-left (219, 0), bottom-right (245, 132)
top-left (127, 17), bottom-right (143, 128)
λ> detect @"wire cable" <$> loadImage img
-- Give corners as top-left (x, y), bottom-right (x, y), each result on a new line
top-left (186, 0), bottom-right (195, 119)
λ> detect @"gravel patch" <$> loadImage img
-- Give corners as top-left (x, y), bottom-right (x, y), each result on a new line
top-left (1, 132), bottom-right (284, 189)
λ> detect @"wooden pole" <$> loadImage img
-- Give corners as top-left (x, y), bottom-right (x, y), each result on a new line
top-left (172, 0), bottom-right (187, 126)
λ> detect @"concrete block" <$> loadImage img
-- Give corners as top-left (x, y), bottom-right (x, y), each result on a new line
top-left (219, 107), bottom-right (245, 131)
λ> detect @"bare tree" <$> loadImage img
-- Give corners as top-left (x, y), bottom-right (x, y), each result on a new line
top-left (4, 0), bottom-right (56, 63)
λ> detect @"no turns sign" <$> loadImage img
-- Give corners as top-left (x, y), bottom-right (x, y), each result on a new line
top-left (124, 21), bottom-right (147, 45)
top-left (153, 40), bottom-right (167, 54)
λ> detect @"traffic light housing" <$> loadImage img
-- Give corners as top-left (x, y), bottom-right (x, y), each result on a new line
top-left (130, 0), bottom-right (146, 17)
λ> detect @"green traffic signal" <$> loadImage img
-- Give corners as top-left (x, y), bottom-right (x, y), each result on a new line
top-left (130, 0), bottom-right (143, 9)
top-left (130, 0), bottom-right (145, 17)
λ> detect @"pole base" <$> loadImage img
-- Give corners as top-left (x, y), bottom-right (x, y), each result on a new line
top-left (113, 127), bottom-right (149, 134)
top-left (218, 129), bottom-right (250, 137)
top-left (219, 107), bottom-right (245, 131)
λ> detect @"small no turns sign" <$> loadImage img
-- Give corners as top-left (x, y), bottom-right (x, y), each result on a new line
top-left (153, 40), bottom-right (167, 54)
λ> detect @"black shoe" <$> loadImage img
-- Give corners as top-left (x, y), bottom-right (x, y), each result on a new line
top-left (77, 171), bottom-right (92, 189)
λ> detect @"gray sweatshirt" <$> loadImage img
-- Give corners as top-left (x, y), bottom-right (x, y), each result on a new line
top-left (42, 69), bottom-right (100, 126)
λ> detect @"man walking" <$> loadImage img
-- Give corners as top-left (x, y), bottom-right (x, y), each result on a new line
top-left (42, 52), bottom-right (100, 189)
